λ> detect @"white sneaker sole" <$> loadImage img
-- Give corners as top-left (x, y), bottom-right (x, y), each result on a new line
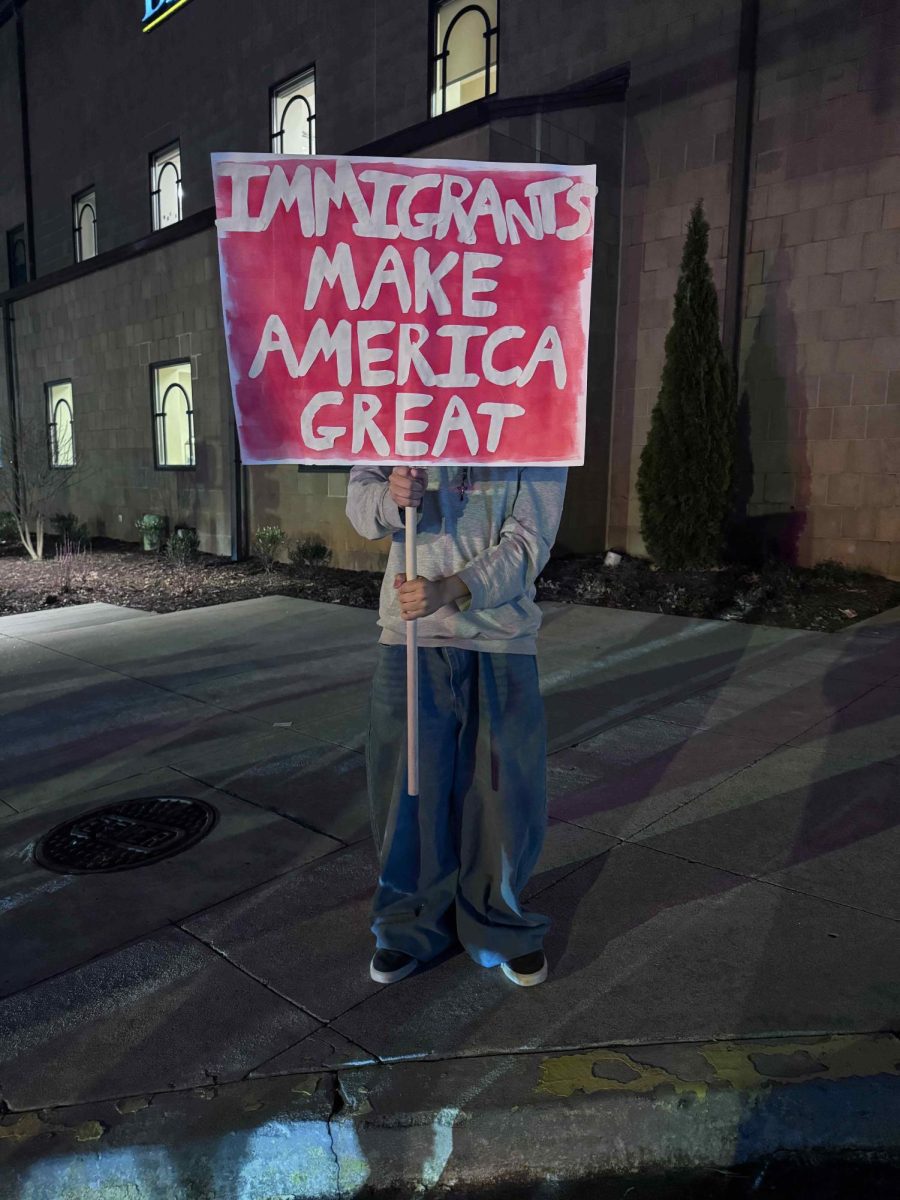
top-left (370, 956), bottom-right (418, 984)
top-left (501, 959), bottom-right (548, 987)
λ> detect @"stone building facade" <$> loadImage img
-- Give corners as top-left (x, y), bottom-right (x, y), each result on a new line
top-left (1, 0), bottom-right (899, 575)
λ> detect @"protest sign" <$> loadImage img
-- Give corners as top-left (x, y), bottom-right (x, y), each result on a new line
top-left (212, 153), bottom-right (596, 467)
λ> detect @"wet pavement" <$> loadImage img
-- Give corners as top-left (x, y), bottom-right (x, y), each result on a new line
top-left (1, 595), bottom-right (899, 1196)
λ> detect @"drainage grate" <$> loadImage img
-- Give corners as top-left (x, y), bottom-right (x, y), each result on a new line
top-left (34, 796), bottom-right (218, 874)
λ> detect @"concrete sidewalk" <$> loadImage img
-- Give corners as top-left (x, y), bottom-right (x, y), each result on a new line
top-left (0, 595), bottom-right (899, 1197)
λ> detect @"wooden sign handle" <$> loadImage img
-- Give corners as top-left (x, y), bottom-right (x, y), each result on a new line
top-left (405, 505), bottom-right (419, 797)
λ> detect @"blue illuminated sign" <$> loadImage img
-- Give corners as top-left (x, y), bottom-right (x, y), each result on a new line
top-left (142, 0), bottom-right (196, 33)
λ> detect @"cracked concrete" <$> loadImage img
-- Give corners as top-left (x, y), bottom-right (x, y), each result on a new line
top-left (1, 596), bottom-right (900, 1194)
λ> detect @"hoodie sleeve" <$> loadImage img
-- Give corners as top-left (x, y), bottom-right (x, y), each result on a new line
top-left (456, 467), bottom-right (567, 611)
top-left (346, 465), bottom-right (423, 541)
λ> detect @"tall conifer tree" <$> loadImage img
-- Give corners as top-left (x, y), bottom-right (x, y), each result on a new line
top-left (636, 201), bottom-right (736, 569)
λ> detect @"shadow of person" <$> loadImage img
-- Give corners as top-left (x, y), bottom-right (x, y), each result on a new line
top-left (729, 260), bottom-right (809, 569)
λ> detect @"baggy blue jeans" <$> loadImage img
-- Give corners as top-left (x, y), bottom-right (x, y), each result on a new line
top-left (366, 644), bottom-right (551, 968)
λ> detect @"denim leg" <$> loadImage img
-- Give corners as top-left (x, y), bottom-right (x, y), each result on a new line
top-left (451, 651), bottom-right (551, 967)
top-left (367, 644), bottom-right (461, 961)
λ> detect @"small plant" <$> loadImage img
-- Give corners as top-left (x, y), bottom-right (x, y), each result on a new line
top-left (51, 536), bottom-right (91, 595)
top-left (0, 413), bottom-right (96, 560)
top-left (810, 558), bottom-right (875, 584)
top-left (0, 511), bottom-right (17, 543)
top-left (166, 526), bottom-right (200, 566)
top-left (51, 512), bottom-right (90, 549)
top-left (289, 535), bottom-right (332, 571)
top-left (135, 513), bottom-right (167, 552)
top-left (253, 524), bottom-right (285, 573)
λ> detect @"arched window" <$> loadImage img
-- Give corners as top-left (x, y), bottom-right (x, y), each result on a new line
top-left (47, 381), bottom-right (76, 467)
top-left (431, 0), bottom-right (498, 117)
top-left (73, 189), bottom-right (97, 262)
top-left (151, 142), bottom-right (183, 230)
top-left (153, 362), bottom-right (195, 468)
top-left (271, 68), bottom-right (316, 155)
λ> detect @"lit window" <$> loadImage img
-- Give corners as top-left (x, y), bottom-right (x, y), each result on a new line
top-left (152, 362), bottom-right (195, 468)
top-left (151, 142), bottom-right (182, 230)
top-left (47, 381), bottom-right (75, 468)
top-left (271, 68), bottom-right (316, 155)
top-left (73, 189), bottom-right (97, 262)
top-left (6, 225), bottom-right (27, 288)
top-left (431, 0), bottom-right (498, 117)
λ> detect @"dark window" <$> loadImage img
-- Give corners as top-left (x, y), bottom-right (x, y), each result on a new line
top-left (7, 226), bottom-right (27, 288)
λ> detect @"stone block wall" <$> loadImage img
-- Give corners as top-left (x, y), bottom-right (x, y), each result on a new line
top-left (20, 0), bottom-right (430, 278)
top-left (9, 228), bottom-right (400, 568)
top-left (0, 19), bottom-right (26, 291)
top-left (10, 230), bottom-right (234, 553)
top-left (6, 0), bottom-right (900, 577)
top-left (607, 3), bottom-right (741, 554)
top-left (738, 0), bottom-right (900, 576)
top-left (607, 0), bottom-right (900, 578)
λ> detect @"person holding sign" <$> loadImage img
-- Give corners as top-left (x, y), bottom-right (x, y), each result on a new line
top-left (347, 461), bottom-right (566, 987)
top-left (212, 150), bottom-right (595, 986)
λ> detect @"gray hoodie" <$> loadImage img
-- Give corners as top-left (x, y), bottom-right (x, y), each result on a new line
top-left (346, 465), bottom-right (567, 655)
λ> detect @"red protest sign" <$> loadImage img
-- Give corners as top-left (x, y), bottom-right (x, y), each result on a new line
top-left (212, 154), bottom-right (596, 466)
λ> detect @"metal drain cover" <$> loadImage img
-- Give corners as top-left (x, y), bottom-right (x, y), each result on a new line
top-left (34, 796), bottom-right (218, 874)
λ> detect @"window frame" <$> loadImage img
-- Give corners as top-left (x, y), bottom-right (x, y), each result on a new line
top-left (46, 379), bottom-right (76, 470)
top-left (150, 359), bottom-right (196, 471)
top-left (73, 187), bottom-right (98, 263)
top-left (149, 141), bottom-right (183, 232)
top-left (428, 0), bottom-right (499, 119)
top-left (270, 65), bottom-right (317, 156)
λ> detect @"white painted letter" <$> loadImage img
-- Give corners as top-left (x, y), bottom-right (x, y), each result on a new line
top-left (433, 325), bottom-right (488, 388)
top-left (297, 319), bottom-right (353, 387)
top-left (432, 395), bottom-right (480, 457)
top-left (215, 162), bottom-right (270, 232)
top-left (301, 392), bottom-right (346, 450)
top-left (524, 178), bottom-right (573, 236)
top-left (518, 325), bottom-right (567, 389)
top-left (482, 326), bottom-right (525, 386)
top-left (396, 174), bottom-right (441, 240)
top-left (395, 393), bottom-right (432, 457)
top-left (397, 324), bottom-right (436, 386)
top-left (258, 165), bottom-right (315, 235)
top-left (361, 245), bottom-right (412, 312)
top-left (504, 197), bottom-right (542, 245)
top-left (357, 320), bottom-right (397, 386)
top-left (304, 243), bottom-right (361, 311)
top-left (249, 314), bottom-right (299, 378)
top-left (314, 160), bottom-right (372, 237)
top-left (462, 252), bottom-right (502, 317)
top-left (356, 170), bottom-right (412, 239)
top-left (557, 182), bottom-right (596, 241)
top-left (435, 175), bottom-right (474, 241)
top-left (458, 178), bottom-right (508, 244)
top-left (414, 248), bottom-right (459, 316)
top-left (352, 394), bottom-right (391, 455)
top-left (477, 402), bottom-right (526, 452)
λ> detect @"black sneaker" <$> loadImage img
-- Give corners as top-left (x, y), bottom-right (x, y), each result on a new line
top-left (500, 950), bottom-right (548, 987)
top-left (370, 948), bottom-right (418, 984)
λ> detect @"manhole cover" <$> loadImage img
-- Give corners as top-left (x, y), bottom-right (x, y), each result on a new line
top-left (34, 797), bottom-right (218, 874)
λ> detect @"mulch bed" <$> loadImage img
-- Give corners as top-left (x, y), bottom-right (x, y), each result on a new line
top-left (535, 554), bottom-right (900, 633)
top-left (0, 538), bottom-right (381, 617)
top-left (1, 538), bottom-right (898, 633)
